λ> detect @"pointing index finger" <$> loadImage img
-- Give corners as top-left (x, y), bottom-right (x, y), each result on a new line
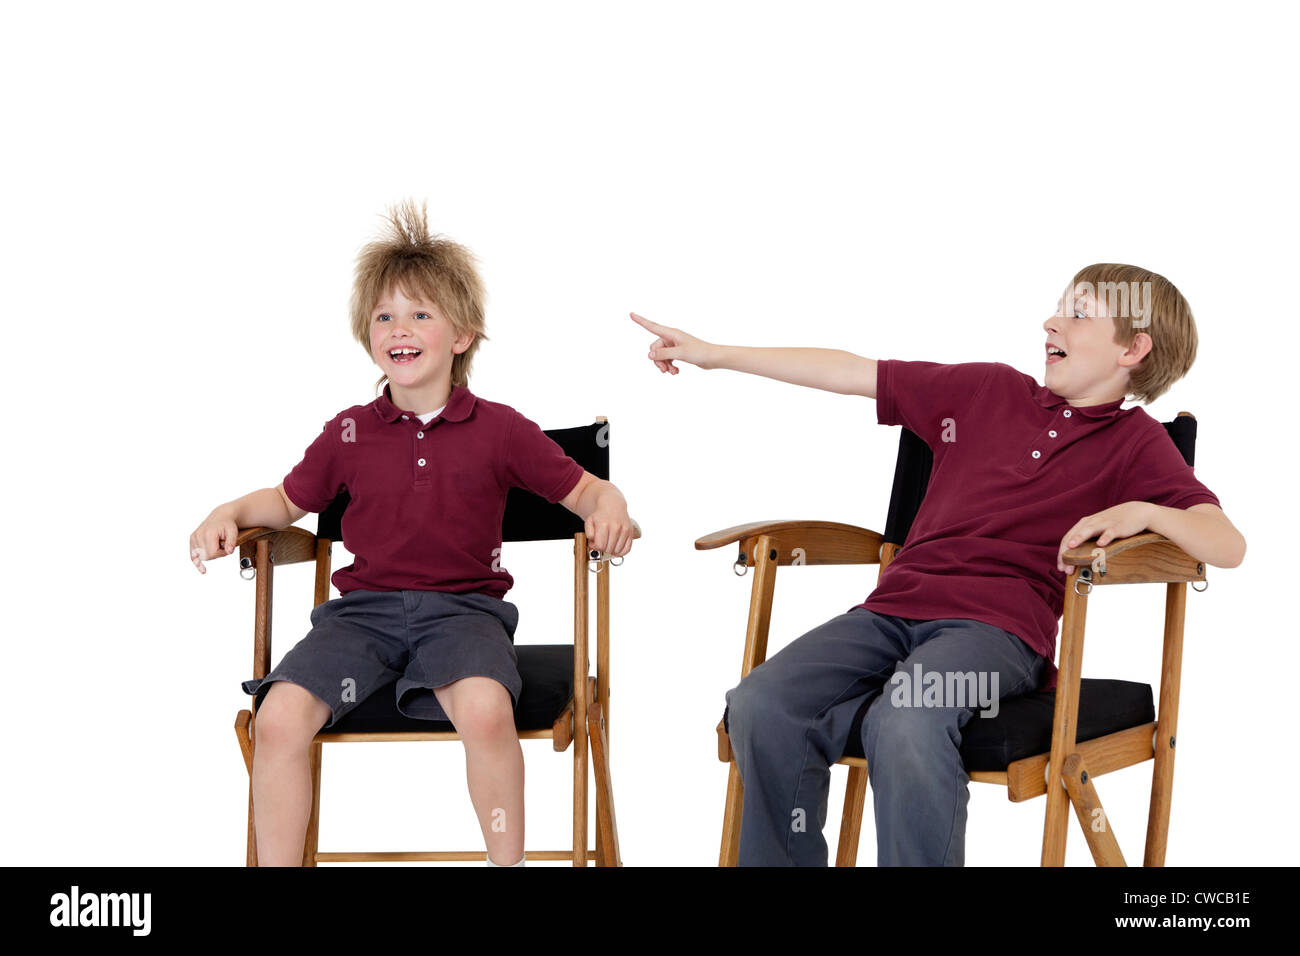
top-left (629, 312), bottom-right (663, 334)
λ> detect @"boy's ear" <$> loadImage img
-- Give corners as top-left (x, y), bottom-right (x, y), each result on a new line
top-left (1119, 332), bottom-right (1152, 367)
top-left (453, 330), bottom-right (476, 354)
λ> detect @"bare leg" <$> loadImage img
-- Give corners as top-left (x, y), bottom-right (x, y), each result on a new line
top-left (250, 681), bottom-right (332, 866)
top-left (434, 677), bottom-right (525, 865)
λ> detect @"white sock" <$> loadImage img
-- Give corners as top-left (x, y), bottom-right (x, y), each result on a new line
top-left (486, 851), bottom-right (525, 867)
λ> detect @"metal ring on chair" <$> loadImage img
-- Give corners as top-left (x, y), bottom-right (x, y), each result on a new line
top-left (1191, 578), bottom-right (1208, 592)
top-left (1073, 568), bottom-right (1093, 596)
top-left (239, 556), bottom-right (256, 580)
top-left (733, 553), bottom-right (748, 576)
top-left (608, 554), bottom-right (624, 567)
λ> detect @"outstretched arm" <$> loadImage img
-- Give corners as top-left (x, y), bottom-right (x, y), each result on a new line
top-left (630, 312), bottom-right (877, 398)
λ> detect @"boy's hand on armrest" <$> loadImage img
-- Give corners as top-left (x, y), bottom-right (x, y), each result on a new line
top-left (586, 500), bottom-right (636, 558)
top-left (189, 506), bottom-right (240, 574)
top-left (189, 485), bottom-right (305, 574)
top-left (1056, 501), bottom-right (1154, 573)
top-left (560, 472), bottom-right (636, 557)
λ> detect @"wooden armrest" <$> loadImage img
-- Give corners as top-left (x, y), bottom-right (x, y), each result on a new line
top-left (695, 520), bottom-right (885, 567)
top-left (1062, 532), bottom-right (1206, 586)
top-left (235, 525), bottom-right (322, 568)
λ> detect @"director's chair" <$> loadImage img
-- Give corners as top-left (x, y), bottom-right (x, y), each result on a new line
top-left (708, 412), bottom-right (1208, 866)
top-left (233, 416), bottom-right (637, 866)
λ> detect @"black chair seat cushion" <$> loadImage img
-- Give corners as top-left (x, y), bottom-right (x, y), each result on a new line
top-left (723, 678), bottom-right (1154, 773)
top-left (254, 644), bottom-right (575, 735)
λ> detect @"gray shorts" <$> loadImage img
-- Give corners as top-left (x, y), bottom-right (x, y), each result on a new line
top-left (241, 589), bottom-right (521, 729)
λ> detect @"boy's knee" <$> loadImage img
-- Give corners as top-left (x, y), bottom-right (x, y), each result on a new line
top-left (725, 672), bottom-right (785, 742)
top-left (443, 678), bottom-right (515, 740)
top-left (254, 681), bottom-right (331, 749)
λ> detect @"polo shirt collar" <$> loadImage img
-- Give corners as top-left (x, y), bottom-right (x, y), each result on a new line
top-left (373, 383), bottom-right (477, 424)
top-left (1031, 383), bottom-right (1125, 420)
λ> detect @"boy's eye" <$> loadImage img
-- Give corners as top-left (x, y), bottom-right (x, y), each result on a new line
top-left (1075, 310), bottom-right (1087, 319)
top-left (376, 313), bottom-right (390, 322)
top-left (416, 312), bottom-right (430, 319)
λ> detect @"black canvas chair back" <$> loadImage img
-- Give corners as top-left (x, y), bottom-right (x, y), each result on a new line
top-left (883, 416), bottom-right (1197, 550)
top-left (315, 421), bottom-right (611, 543)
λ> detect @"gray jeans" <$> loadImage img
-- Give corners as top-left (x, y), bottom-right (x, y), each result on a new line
top-left (725, 607), bottom-right (1045, 866)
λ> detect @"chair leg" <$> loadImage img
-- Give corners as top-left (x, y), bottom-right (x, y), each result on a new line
top-left (835, 764), bottom-right (869, 867)
top-left (1145, 581), bottom-right (1187, 867)
top-left (587, 701), bottom-right (621, 866)
top-left (1062, 753), bottom-right (1126, 866)
top-left (246, 779), bottom-right (258, 867)
top-left (588, 678), bottom-right (606, 866)
top-left (301, 741), bottom-right (322, 867)
top-left (1144, 722), bottom-right (1177, 866)
top-left (241, 712), bottom-right (258, 866)
top-left (1041, 762), bottom-right (1072, 865)
top-left (573, 719), bottom-right (589, 866)
top-left (719, 762), bottom-right (743, 866)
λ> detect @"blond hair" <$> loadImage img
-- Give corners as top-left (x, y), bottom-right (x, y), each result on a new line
top-left (1069, 262), bottom-right (1197, 404)
top-left (349, 199), bottom-right (487, 391)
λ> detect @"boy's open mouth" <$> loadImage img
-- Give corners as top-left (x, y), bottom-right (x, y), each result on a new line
top-left (389, 347), bottom-right (422, 365)
top-left (1046, 345), bottom-right (1067, 366)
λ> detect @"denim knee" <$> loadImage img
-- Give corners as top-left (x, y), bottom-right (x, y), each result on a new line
top-left (725, 669), bottom-right (791, 745)
top-left (862, 696), bottom-right (967, 772)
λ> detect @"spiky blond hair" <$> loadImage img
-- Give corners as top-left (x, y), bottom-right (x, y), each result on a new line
top-left (349, 199), bottom-right (487, 390)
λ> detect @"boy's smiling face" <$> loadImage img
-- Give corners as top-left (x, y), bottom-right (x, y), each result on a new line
top-left (369, 283), bottom-right (474, 412)
top-left (1043, 282), bottom-right (1151, 407)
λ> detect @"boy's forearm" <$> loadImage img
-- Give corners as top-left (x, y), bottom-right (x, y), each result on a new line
top-left (215, 487), bottom-right (294, 531)
top-left (708, 344), bottom-right (875, 396)
top-left (1142, 503), bottom-right (1246, 569)
top-left (573, 478), bottom-right (626, 522)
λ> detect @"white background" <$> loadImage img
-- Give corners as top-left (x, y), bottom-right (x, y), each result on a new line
top-left (2, 0), bottom-right (1293, 866)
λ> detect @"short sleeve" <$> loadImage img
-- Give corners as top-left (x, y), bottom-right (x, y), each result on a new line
top-left (876, 360), bottom-right (998, 445)
top-left (282, 419), bottom-right (346, 513)
top-left (504, 411), bottom-right (586, 504)
top-left (1114, 421), bottom-right (1220, 511)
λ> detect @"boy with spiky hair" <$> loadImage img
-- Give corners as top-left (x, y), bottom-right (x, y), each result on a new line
top-left (632, 263), bottom-right (1245, 865)
top-left (191, 200), bottom-right (636, 866)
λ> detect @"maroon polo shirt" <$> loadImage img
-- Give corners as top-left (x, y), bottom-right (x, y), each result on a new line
top-left (856, 360), bottom-right (1220, 691)
top-left (282, 384), bottom-right (586, 599)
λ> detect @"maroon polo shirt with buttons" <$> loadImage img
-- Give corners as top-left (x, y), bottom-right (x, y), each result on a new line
top-left (855, 360), bottom-right (1220, 691)
top-left (281, 383), bottom-right (586, 599)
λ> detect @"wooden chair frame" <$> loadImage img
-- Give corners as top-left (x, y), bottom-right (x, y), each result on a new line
top-left (232, 421), bottom-right (636, 867)
top-left (705, 411), bottom-right (1207, 867)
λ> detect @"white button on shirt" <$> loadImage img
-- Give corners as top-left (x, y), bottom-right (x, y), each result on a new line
top-left (1032, 450), bottom-right (1041, 459)
top-left (1049, 430), bottom-right (1057, 438)
top-left (1063, 409), bottom-right (1072, 418)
